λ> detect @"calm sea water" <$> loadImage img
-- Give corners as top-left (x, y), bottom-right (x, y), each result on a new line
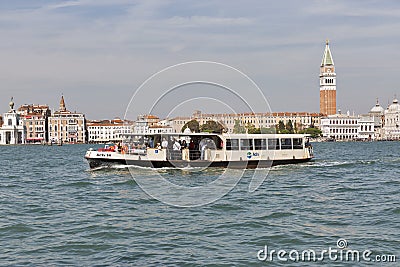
top-left (0, 142), bottom-right (399, 266)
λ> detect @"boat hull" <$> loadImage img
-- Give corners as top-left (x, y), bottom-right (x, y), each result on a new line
top-left (86, 157), bottom-right (312, 169)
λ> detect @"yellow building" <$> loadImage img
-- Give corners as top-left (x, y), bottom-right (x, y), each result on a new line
top-left (18, 104), bottom-right (51, 143)
top-left (48, 95), bottom-right (86, 143)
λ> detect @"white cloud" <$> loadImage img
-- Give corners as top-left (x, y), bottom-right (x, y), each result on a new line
top-left (304, 0), bottom-right (400, 18)
top-left (42, 1), bottom-right (82, 11)
top-left (166, 16), bottom-right (253, 27)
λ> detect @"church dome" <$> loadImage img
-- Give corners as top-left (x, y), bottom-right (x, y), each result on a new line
top-left (370, 100), bottom-right (384, 114)
top-left (388, 98), bottom-right (400, 112)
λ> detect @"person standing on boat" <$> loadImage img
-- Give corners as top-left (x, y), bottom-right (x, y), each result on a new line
top-left (161, 138), bottom-right (168, 149)
top-left (189, 139), bottom-right (195, 150)
top-left (199, 139), bottom-right (207, 160)
top-left (181, 140), bottom-right (187, 149)
top-left (149, 138), bottom-right (154, 148)
top-left (172, 138), bottom-right (181, 160)
top-left (181, 140), bottom-right (189, 161)
top-left (173, 139), bottom-right (181, 151)
top-left (188, 139), bottom-right (195, 160)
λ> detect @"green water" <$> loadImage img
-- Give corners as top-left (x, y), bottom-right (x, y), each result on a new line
top-left (0, 142), bottom-right (399, 266)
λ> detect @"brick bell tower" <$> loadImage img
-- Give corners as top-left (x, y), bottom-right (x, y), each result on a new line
top-left (320, 39), bottom-right (337, 115)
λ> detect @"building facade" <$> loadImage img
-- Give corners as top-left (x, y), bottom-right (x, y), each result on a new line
top-left (383, 98), bottom-right (400, 139)
top-left (171, 111), bottom-right (322, 133)
top-left (0, 98), bottom-right (26, 145)
top-left (320, 112), bottom-right (375, 140)
top-left (48, 96), bottom-right (86, 143)
top-left (147, 125), bottom-right (174, 134)
top-left (367, 99), bottom-right (385, 139)
top-left (320, 39), bottom-right (337, 116)
top-left (17, 104), bottom-right (51, 143)
top-left (87, 118), bottom-right (133, 143)
top-left (133, 115), bottom-right (163, 134)
top-left (357, 115), bottom-right (375, 140)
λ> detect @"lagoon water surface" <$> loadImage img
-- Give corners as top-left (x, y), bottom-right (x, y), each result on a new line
top-left (0, 142), bottom-right (399, 266)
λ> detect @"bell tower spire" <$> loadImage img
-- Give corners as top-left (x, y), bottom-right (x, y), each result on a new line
top-left (319, 39), bottom-right (337, 115)
top-left (59, 94), bottom-right (66, 112)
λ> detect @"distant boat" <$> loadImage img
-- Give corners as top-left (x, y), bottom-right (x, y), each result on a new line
top-left (85, 133), bottom-right (314, 169)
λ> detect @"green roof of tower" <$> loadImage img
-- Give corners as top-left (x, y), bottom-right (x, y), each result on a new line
top-left (321, 39), bottom-right (334, 66)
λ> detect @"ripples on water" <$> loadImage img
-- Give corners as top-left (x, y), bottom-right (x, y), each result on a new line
top-left (0, 142), bottom-right (399, 266)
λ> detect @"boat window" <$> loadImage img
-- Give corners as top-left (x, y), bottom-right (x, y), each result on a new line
top-left (240, 139), bottom-right (253, 150)
top-left (254, 139), bottom-right (267, 150)
top-left (226, 139), bottom-right (239, 150)
top-left (293, 138), bottom-right (303, 149)
top-left (281, 138), bottom-right (292, 150)
top-left (267, 138), bottom-right (280, 150)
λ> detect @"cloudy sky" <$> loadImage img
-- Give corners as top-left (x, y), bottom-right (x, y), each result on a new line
top-left (1, 0), bottom-right (399, 119)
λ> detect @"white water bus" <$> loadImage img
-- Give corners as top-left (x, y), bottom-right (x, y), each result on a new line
top-left (84, 133), bottom-right (314, 169)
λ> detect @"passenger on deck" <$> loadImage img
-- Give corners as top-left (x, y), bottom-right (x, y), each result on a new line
top-left (199, 139), bottom-right (207, 160)
top-left (189, 139), bottom-right (195, 150)
top-left (115, 143), bottom-right (120, 152)
top-left (161, 138), bottom-right (168, 149)
top-left (149, 138), bottom-right (154, 148)
top-left (181, 140), bottom-right (187, 149)
top-left (173, 139), bottom-right (181, 151)
top-left (181, 140), bottom-right (189, 161)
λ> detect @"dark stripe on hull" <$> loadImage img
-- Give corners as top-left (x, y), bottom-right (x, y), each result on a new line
top-left (86, 157), bottom-right (312, 169)
top-left (86, 158), bottom-right (126, 169)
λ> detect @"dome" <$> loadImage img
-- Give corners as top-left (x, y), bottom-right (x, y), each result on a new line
top-left (183, 126), bottom-right (192, 134)
top-left (370, 100), bottom-right (384, 114)
top-left (388, 98), bottom-right (400, 112)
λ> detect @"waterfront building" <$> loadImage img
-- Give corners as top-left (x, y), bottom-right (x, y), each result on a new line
top-left (147, 125), bottom-right (174, 134)
top-left (48, 95), bottom-right (86, 143)
top-left (357, 115), bottom-right (375, 140)
top-left (320, 111), bottom-right (375, 140)
top-left (320, 39), bottom-right (337, 115)
top-left (17, 104), bottom-right (51, 143)
top-left (368, 99), bottom-right (385, 139)
top-left (87, 118), bottom-right (133, 143)
top-left (383, 97), bottom-right (400, 139)
top-left (133, 114), bottom-right (164, 134)
top-left (171, 111), bottom-right (322, 133)
top-left (0, 98), bottom-right (26, 145)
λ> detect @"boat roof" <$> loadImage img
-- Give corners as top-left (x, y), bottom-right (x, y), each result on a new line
top-left (123, 133), bottom-right (309, 138)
